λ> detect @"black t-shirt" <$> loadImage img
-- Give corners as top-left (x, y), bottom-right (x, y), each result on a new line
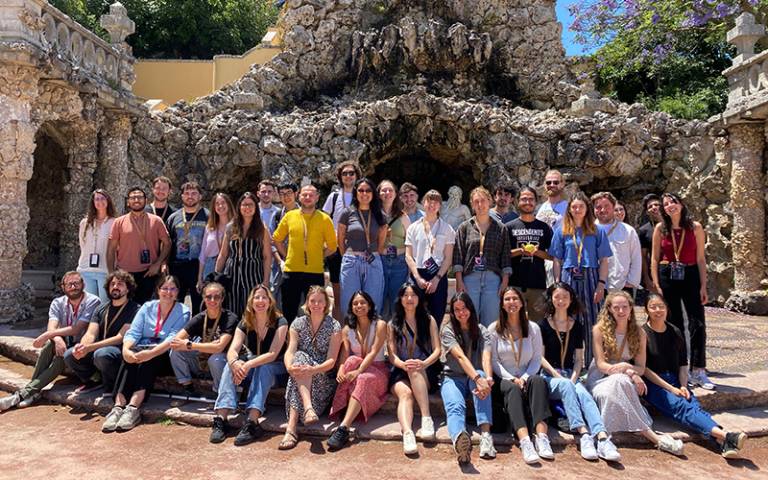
top-left (643, 323), bottom-right (688, 374)
top-left (637, 221), bottom-right (655, 251)
top-left (145, 204), bottom-right (176, 223)
top-left (506, 218), bottom-right (553, 290)
top-left (91, 300), bottom-right (140, 342)
top-left (183, 309), bottom-right (239, 344)
top-left (538, 317), bottom-right (584, 371)
top-left (239, 316), bottom-right (289, 360)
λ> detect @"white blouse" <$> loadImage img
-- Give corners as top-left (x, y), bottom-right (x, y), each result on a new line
top-left (489, 321), bottom-right (543, 381)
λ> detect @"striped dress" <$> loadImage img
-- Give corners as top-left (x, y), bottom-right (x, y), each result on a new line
top-left (225, 236), bottom-right (264, 318)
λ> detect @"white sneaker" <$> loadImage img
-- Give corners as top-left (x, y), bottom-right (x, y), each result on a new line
top-left (691, 370), bottom-right (716, 390)
top-left (657, 434), bottom-right (684, 456)
top-left (520, 437), bottom-right (540, 464)
top-left (116, 405), bottom-right (141, 431)
top-left (535, 433), bottom-right (554, 459)
top-left (102, 406), bottom-right (124, 432)
top-left (403, 430), bottom-right (418, 455)
top-left (597, 436), bottom-right (621, 461)
top-left (580, 433), bottom-right (598, 460)
top-left (420, 416), bottom-right (435, 440)
top-left (479, 432), bottom-right (497, 459)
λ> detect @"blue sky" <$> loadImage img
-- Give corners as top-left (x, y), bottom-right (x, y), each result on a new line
top-left (557, 2), bottom-right (593, 56)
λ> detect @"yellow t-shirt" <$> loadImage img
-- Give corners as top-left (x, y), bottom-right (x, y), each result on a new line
top-left (273, 209), bottom-right (337, 274)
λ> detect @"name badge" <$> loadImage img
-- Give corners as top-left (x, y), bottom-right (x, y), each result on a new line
top-left (89, 253), bottom-right (100, 268)
top-left (386, 245), bottom-right (398, 258)
top-left (670, 262), bottom-right (685, 281)
top-left (363, 251), bottom-right (375, 264)
top-left (178, 240), bottom-right (190, 255)
top-left (571, 267), bottom-right (584, 280)
top-left (473, 255), bottom-right (486, 272)
top-left (423, 256), bottom-right (439, 276)
top-left (140, 249), bottom-right (151, 264)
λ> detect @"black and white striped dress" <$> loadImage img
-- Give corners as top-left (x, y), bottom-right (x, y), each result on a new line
top-left (225, 236), bottom-right (264, 318)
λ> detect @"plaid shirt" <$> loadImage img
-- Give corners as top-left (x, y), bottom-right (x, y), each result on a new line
top-left (452, 217), bottom-right (512, 277)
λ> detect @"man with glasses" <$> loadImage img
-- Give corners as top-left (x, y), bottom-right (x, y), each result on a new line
top-left (145, 176), bottom-right (176, 223)
top-left (108, 186), bottom-right (171, 304)
top-left (275, 184), bottom-right (337, 322)
top-left (272, 182), bottom-right (299, 303)
top-left (0, 272), bottom-right (100, 411)
top-left (536, 170), bottom-right (568, 230)
top-left (169, 282), bottom-right (238, 398)
top-left (64, 270), bottom-right (140, 394)
top-left (166, 182), bottom-right (209, 315)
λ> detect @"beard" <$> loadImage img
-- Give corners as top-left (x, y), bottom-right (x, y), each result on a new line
top-left (109, 289), bottom-right (126, 300)
top-left (129, 203), bottom-right (145, 212)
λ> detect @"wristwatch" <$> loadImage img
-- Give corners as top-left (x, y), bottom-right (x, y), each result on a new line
top-left (186, 340), bottom-right (193, 350)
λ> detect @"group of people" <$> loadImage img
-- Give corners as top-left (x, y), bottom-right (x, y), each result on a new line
top-left (0, 166), bottom-right (748, 464)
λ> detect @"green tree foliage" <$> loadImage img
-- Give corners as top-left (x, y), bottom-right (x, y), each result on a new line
top-left (49, 0), bottom-right (279, 59)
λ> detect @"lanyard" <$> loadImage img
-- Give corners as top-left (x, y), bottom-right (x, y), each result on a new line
top-left (154, 302), bottom-right (175, 337)
top-left (301, 211), bottom-right (317, 265)
top-left (92, 218), bottom-right (105, 251)
top-left (152, 204), bottom-right (168, 220)
top-left (66, 301), bottom-right (81, 327)
top-left (182, 208), bottom-right (202, 241)
top-left (103, 303), bottom-right (127, 340)
top-left (606, 220), bottom-right (620, 237)
top-left (474, 219), bottom-right (488, 257)
top-left (202, 311), bottom-right (221, 344)
top-left (671, 229), bottom-right (686, 262)
top-left (131, 213), bottom-right (150, 249)
top-left (571, 229), bottom-right (584, 268)
top-left (554, 319), bottom-right (571, 369)
top-left (422, 218), bottom-right (440, 255)
top-left (358, 209), bottom-right (372, 250)
top-left (512, 335), bottom-right (523, 368)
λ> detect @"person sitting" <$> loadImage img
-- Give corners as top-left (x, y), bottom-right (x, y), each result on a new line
top-left (489, 287), bottom-right (552, 464)
top-left (64, 270), bottom-right (140, 394)
top-left (387, 283), bottom-right (441, 455)
top-left (169, 282), bottom-right (238, 398)
top-left (0, 272), bottom-right (100, 411)
top-left (327, 291), bottom-right (389, 450)
top-left (103, 275), bottom-right (190, 432)
top-left (643, 294), bottom-right (747, 458)
top-left (211, 285), bottom-right (288, 445)
top-left (280, 286), bottom-right (342, 450)
top-left (586, 291), bottom-right (683, 455)
top-left (537, 282), bottom-right (620, 462)
top-left (440, 292), bottom-right (496, 464)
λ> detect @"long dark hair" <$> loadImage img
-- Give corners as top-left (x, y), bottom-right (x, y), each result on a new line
top-left (545, 282), bottom-right (584, 319)
top-left (206, 192), bottom-right (235, 230)
top-left (345, 290), bottom-right (378, 330)
top-left (378, 179), bottom-right (405, 226)
top-left (446, 292), bottom-right (480, 353)
top-left (232, 192), bottom-right (264, 241)
top-left (84, 189), bottom-right (116, 236)
top-left (392, 283), bottom-right (433, 354)
top-left (660, 193), bottom-right (694, 236)
top-left (644, 293), bottom-right (687, 354)
top-left (351, 178), bottom-right (385, 226)
top-left (497, 287), bottom-right (530, 339)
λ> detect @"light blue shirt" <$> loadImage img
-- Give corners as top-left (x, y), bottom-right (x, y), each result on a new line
top-left (124, 300), bottom-right (190, 346)
top-left (549, 226), bottom-right (612, 269)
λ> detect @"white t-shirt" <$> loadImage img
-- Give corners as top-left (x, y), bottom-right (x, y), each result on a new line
top-left (405, 217), bottom-right (456, 268)
top-left (322, 189), bottom-right (354, 229)
top-left (77, 217), bottom-right (115, 273)
top-left (535, 200), bottom-right (568, 230)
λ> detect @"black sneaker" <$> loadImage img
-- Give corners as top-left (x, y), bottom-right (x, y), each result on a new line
top-left (327, 425), bottom-right (350, 451)
top-left (234, 419), bottom-right (263, 446)
top-left (722, 432), bottom-right (747, 459)
top-left (209, 416), bottom-right (228, 444)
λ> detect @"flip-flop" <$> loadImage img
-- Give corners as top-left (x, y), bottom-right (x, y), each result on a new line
top-left (303, 408), bottom-right (319, 425)
top-left (278, 431), bottom-right (298, 450)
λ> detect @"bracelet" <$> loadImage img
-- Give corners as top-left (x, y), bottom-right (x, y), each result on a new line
top-left (598, 279), bottom-right (606, 285)
top-left (473, 374), bottom-right (481, 383)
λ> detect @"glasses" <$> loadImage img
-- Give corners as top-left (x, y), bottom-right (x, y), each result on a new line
top-left (160, 287), bottom-right (178, 293)
top-left (341, 171), bottom-right (357, 177)
top-left (128, 195), bottom-right (145, 200)
top-left (357, 188), bottom-right (373, 194)
top-left (204, 294), bottom-right (223, 301)
top-left (545, 181), bottom-right (560, 186)
top-left (280, 191), bottom-right (294, 196)
top-left (63, 281), bottom-right (82, 288)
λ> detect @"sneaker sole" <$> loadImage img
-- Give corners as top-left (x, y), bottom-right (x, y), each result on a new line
top-left (722, 449), bottom-right (741, 459)
top-left (735, 433), bottom-right (747, 451)
top-left (455, 432), bottom-right (472, 464)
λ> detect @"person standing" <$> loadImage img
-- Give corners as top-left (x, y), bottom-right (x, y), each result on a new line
top-left (453, 187), bottom-right (511, 327)
top-left (197, 193), bottom-right (235, 291)
top-left (257, 180), bottom-right (280, 233)
top-left (323, 161), bottom-right (362, 318)
top-left (64, 270), bottom-right (140, 394)
top-left (637, 194), bottom-right (662, 292)
top-left (78, 189), bottom-right (117, 304)
top-left (592, 192), bottom-right (642, 295)
top-left (145, 176), bottom-right (176, 223)
top-left (378, 180), bottom-right (411, 319)
top-left (490, 183), bottom-right (518, 224)
top-left (651, 193), bottom-right (712, 390)
top-left (271, 182), bottom-right (300, 305)
top-left (338, 178), bottom-right (387, 318)
top-left (399, 182), bottom-right (424, 222)
top-left (506, 187), bottom-right (553, 321)
top-left (535, 170), bottom-right (568, 229)
top-left (215, 192), bottom-right (272, 318)
top-left (274, 184), bottom-right (337, 322)
top-left (405, 189), bottom-right (455, 322)
top-left (0, 272), bottom-right (100, 411)
top-left (166, 182), bottom-right (209, 315)
top-left (107, 187), bottom-right (171, 304)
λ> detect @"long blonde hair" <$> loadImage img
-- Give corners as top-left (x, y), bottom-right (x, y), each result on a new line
top-left (242, 285), bottom-right (281, 331)
top-left (596, 291), bottom-right (641, 361)
top-left (562, 192), bottom-right (597, 236)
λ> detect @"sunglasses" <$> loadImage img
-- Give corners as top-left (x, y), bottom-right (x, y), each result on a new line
top-left (204, 294), bottom-right (223, 301)
top-left (357, 188), bottom-right (373, 194)
top-left (341, 171), bottom-right (357, 177)
top-left (545, 181), bottom-right (560, 186)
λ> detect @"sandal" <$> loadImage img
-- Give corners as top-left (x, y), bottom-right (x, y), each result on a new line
top-left (278, 431), bottom-right (298, 450)
top-left (303, 408), bottom-right (319, 425)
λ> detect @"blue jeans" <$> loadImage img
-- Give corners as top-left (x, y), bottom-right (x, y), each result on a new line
top-left (169, 350), bottom-right (227, 392)
top-left (463, 271), bottom-right (501, 327)
top-left (340, 253), bottom-right (385, 318)
top-left (64, 345), bottom-right (122, 390)
top-left (644, 371), bottom-right (718, 438)
top-left (201, 256), bottom-right (217, 281)
top-left (215, 361), bottom-right (287, 413)
top-left (381, 254), bottom-right (409, 319)
top-left (544, 373), bottom-right (606, 435)
top-left (80, 270), bottom-right (108, 304)
top-left (440, 370), bottom-right (493, 442)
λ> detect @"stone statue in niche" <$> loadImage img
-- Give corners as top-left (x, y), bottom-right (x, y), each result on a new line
top-left (442, 186), bottom-right (472, 230)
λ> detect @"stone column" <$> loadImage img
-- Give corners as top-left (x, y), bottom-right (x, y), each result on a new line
top-left (0, 65), bottom-right (39, 323)
top-left (100, 113), bottom-right (132, 214)
top-left (725, 122), bottom-right (768, 313)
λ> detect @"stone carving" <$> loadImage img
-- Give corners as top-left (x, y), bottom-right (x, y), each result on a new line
top-left (442, 186), bottom-right (471, 230)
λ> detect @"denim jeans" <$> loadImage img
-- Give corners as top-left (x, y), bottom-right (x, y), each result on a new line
top-left (64, 345), bottom-right (123, 390)
top-left (201, 256), bottom-right (217, 281)
top-left (544, 373), bottom-right (606, 435)
top-left (214, 361), bottom-right (287, 413)
top-left (644, 371), bottom-right (718, 438)
top-left (80, 270), bottom-right (108, 304)
top-left (463, 271), bottom-right (501, 327)
top-left (340, 253), bottom-right (385, 318)
top-left (440, 370), bottom-right (493, 442)
top-left (381, 254), bottom-right (409, 319)
top-left (169, 350), bottom-right (227, 392)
